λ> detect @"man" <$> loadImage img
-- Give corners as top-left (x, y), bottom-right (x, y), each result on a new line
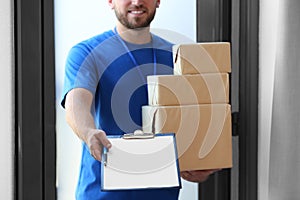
top-left (62, 0), bottom-right (217, 199)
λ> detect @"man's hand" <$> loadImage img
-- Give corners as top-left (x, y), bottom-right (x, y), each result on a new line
top-left (181, 169), bottom-right (221, 183)
top-left (85, 129), bottom-right (112, 161)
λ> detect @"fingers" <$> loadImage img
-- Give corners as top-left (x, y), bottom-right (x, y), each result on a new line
top-left (97, 130), bottom-right (112, 149)
top-left (181, 169), bottom-right (221, 183)
top-left (90, 148), bottom-right (102, 162)
top-left (180, 171), bottom-right (193, 181)
top-left (181, 171), bottom-right (206, 183)
top-left (86, 129), bottom-right (112, 162)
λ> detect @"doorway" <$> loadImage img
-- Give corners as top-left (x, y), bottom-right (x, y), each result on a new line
top-left (15, 0), bottom-right (259, 199)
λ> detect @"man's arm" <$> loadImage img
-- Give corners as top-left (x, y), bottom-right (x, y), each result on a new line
top-left (65, 88), bottom-right (111, 161)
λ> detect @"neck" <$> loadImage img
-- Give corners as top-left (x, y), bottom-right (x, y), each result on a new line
top-left (115, 24), bottom-right (152, 44)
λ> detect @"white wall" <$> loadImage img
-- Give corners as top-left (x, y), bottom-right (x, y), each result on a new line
top-left (0, 0), bottom-right (14, 199)
top-left (258, 0), bottom-right (278, 199)
top-left (55, 0), bottom-right (197, 199)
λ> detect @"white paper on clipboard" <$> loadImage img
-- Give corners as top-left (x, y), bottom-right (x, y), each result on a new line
top-left (101, 133), bottom-right (181, 191)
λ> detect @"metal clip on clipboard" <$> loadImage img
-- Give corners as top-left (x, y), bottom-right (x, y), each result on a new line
top-left (122, 130), bottom-right (154, 139)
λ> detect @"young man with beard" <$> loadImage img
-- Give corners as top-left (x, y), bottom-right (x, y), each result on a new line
top-left (62, 0), bottom-right (217, 199)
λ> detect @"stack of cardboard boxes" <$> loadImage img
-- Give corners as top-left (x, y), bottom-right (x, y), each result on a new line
top-left (142, 43), bottom-right (232, 171)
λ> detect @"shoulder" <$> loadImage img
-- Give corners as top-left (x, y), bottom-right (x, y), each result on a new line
top-left (66, 30), bottom-right (117, 64)
top-left (71, 30), bottom-right (115, 53)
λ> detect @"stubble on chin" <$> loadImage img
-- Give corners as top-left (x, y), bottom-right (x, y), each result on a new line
top-left (114, 8), bottom-right (156, 29)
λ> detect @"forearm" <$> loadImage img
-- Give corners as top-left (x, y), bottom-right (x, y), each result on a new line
top-left (65, 88), bottom-right (95, 143)
top-left (64, 88), bottom-right (111, 161)
top-left (66, 105), bottom-right (96, 143)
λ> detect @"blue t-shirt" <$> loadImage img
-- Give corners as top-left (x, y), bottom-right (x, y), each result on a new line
top-left (61, 29), bottom-right (180, 200)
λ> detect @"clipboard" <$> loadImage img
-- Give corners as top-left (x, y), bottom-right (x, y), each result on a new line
top-left (101, 131), bottom-right (182, 191)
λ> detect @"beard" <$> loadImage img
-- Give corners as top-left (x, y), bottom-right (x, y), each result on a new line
top-left (114, 6), bottom-right (156, 29)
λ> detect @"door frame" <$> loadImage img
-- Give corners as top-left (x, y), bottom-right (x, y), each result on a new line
top-left (197, 0), bottom-right (259, 199)
top-left (238, 0), bottom-right (259, 199)
top-left (15, 0), bottom-right (56, 199)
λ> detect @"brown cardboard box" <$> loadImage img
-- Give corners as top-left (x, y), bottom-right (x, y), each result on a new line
top-left (173, 43), bottom-right (231, 74)
top-left (147, 73), bottom-right (229, 106)
top-left (142, 104), bottom-right (232, 171)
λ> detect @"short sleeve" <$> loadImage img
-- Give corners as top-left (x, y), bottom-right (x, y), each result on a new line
top-left (61, 43), bottom-right (100, 108)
